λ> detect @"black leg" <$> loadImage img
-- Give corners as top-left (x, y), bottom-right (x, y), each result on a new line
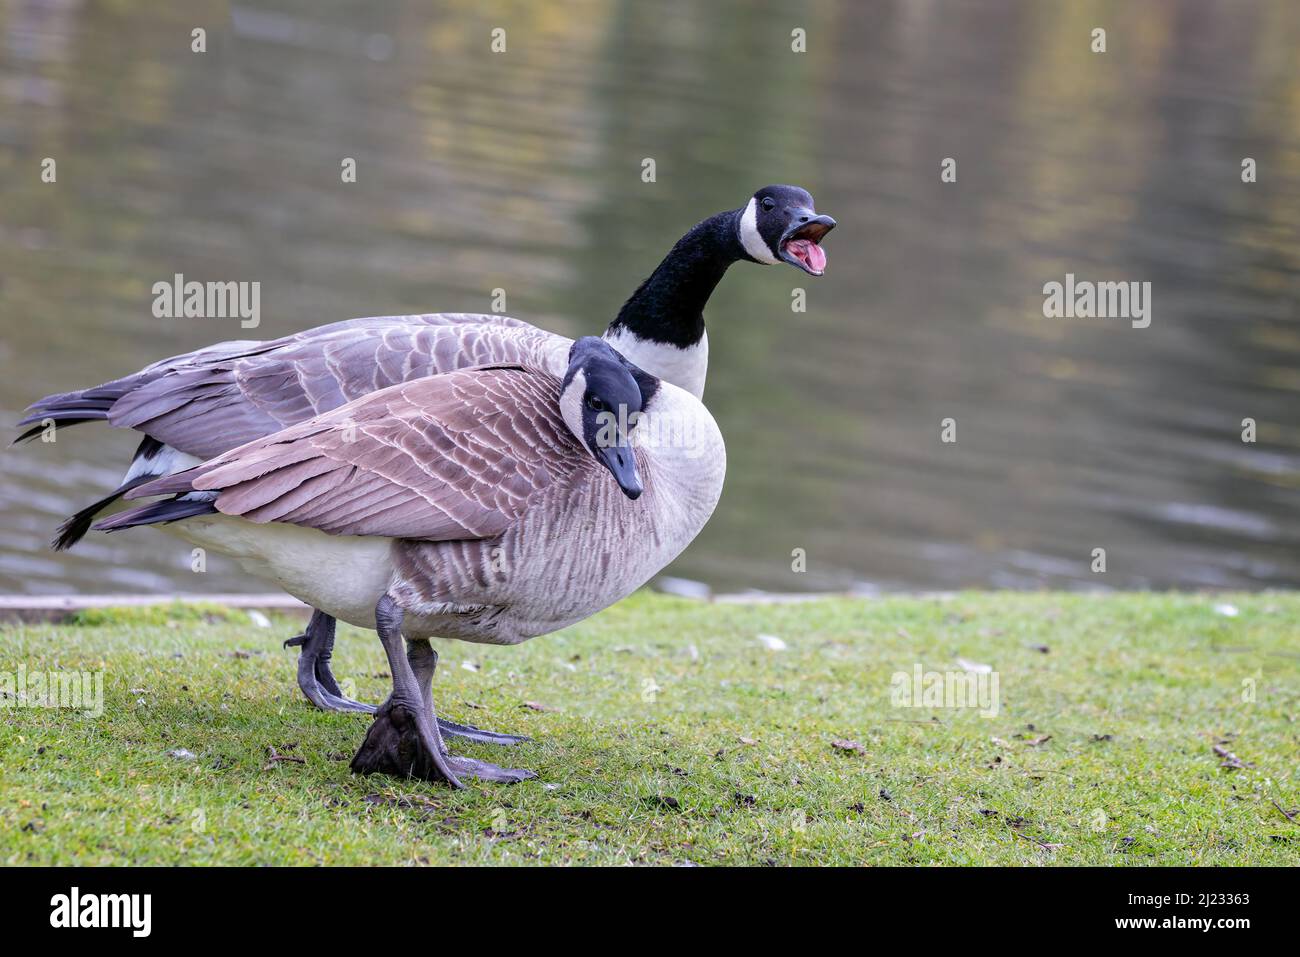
top-left (408, 639), bottom-right (530, 745)
top-left (285, 610), bottom-right (375, 713)
top-left (350, 597), bottom-right (536, 787)
top-left (407, 638), bottom-right (438, 712)
top-left (287, 611), bottom-right (527, 740)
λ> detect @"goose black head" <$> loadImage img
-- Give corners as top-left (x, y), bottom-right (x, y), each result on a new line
top-left (737, 184), bottom-right (836, 276)
top-left (560, 337), bottom-right (660, 500)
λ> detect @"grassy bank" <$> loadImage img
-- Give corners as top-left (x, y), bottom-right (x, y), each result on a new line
top-left (1, 592), bottom-right (1297, 865)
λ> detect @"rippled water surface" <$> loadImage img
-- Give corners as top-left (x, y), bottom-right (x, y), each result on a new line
top-left (1, 0), bottom-right (1298, 595)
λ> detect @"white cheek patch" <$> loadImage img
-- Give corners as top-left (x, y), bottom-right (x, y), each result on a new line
top-left (738, 197), bottom-right (780, 265)
top-left (559, 369), bottom-right (588, 448)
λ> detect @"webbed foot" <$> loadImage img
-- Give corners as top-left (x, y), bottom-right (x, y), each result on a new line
top-left (438, 718), bottom-right (530, 746)
top-left (349, 597), bottom-right (537, 787)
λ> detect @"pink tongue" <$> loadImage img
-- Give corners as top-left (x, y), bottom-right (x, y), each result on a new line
top-left (806, 241), bottom-right (826, 272)
top-left (789, 239), bottom-right (827, 272)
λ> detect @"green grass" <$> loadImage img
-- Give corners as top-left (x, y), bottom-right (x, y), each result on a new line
top-left (1, 592), bottom-right (1298, 865)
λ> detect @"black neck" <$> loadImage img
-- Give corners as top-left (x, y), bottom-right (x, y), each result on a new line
top-left (606, 208), bottom-right (746, 349)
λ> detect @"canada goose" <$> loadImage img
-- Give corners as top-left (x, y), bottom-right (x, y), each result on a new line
top-left (96, 338), bottom-right (725, 786)
top-left (17, 184), bottom-right (833, 722)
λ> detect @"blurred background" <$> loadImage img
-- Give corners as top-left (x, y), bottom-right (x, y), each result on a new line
top-left (1, 0), bottom-right (1297, 596)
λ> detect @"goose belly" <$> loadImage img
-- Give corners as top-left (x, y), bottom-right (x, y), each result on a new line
top-left (501, 508), bottom-right (699, 637)
top-left (393, 455), bottom-right (724, 644)
top-left (164, 515), bottom-right (394, 629)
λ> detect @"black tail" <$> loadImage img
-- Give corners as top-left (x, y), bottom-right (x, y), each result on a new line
top-left (50, 436), bottom-right (169, 550)
top-left (13, 381), bottom-right (135, 444)
top-left (52, 474), bottom-right (158, 551)
top-left (94, 497), bottom-right (218, 534)
top-left (15, 416), bottom-right (99, 443)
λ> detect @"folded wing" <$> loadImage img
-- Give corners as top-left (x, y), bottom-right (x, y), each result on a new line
top-left (22, 313), bottom-right (568, 460)
top-left (130, 365), bottom-right (585, 542)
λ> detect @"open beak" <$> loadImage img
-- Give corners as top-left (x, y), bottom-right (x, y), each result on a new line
top-left (597, 444), bottom-right (643, 500)
top-left (778, 210), bottom-right (836, 276)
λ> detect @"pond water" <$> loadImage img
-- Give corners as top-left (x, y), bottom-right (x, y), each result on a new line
top-left (1, 0), bottom-right (1298, 596)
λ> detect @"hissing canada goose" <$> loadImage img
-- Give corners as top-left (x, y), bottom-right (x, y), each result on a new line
top-left (96, 338), bottom-right (725, 786)
top-left (17, 184), bottom-right (833, 722)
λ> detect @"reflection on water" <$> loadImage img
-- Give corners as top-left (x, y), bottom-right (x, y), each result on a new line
top-left (1, 0), bottom-right (1297, 595)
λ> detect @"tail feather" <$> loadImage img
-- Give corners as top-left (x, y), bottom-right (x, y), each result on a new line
top-left (17, 388), bottom-right (122, 425)
top-left (14, 379), bottom-right (140, 441)
top-left (13, 413), bottom-right (104, 444)
top-left (51, 474), bottom-right (158, 551)
top-left (94, 497), bottom-right (217, 533)
top-left (125, 469), bottom-right (206, 500)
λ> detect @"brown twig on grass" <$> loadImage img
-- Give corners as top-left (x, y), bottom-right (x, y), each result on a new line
top-left (263, 746), bottom-right (306, 770)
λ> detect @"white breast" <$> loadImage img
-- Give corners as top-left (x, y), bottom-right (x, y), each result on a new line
top-left (602, 326), bottom-right (708, 400)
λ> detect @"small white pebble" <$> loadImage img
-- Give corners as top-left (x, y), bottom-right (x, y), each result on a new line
top-left (247, 610), bottom-right (272, 628)
top-left (166, 748), bottom-right (197, 761)
top-left (757, 634), bottom-right (787, 651)
top-left (956, 657), bottom-right (993, 674)
top-left (460, 661), bottom-right (480, 672)
top-left (657, 576), bottom-right (712, 600)
top-left (1214, 603), bottom-right (1239, 617)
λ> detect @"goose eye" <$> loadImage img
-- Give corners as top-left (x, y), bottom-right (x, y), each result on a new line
top-left (587, 395), bottom-right (605, 412)
top-left (761, 197), bottom-right (776, 212)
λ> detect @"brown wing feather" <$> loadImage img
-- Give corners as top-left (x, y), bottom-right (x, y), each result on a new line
top-left (134, 366), bottom-right (585, 542)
